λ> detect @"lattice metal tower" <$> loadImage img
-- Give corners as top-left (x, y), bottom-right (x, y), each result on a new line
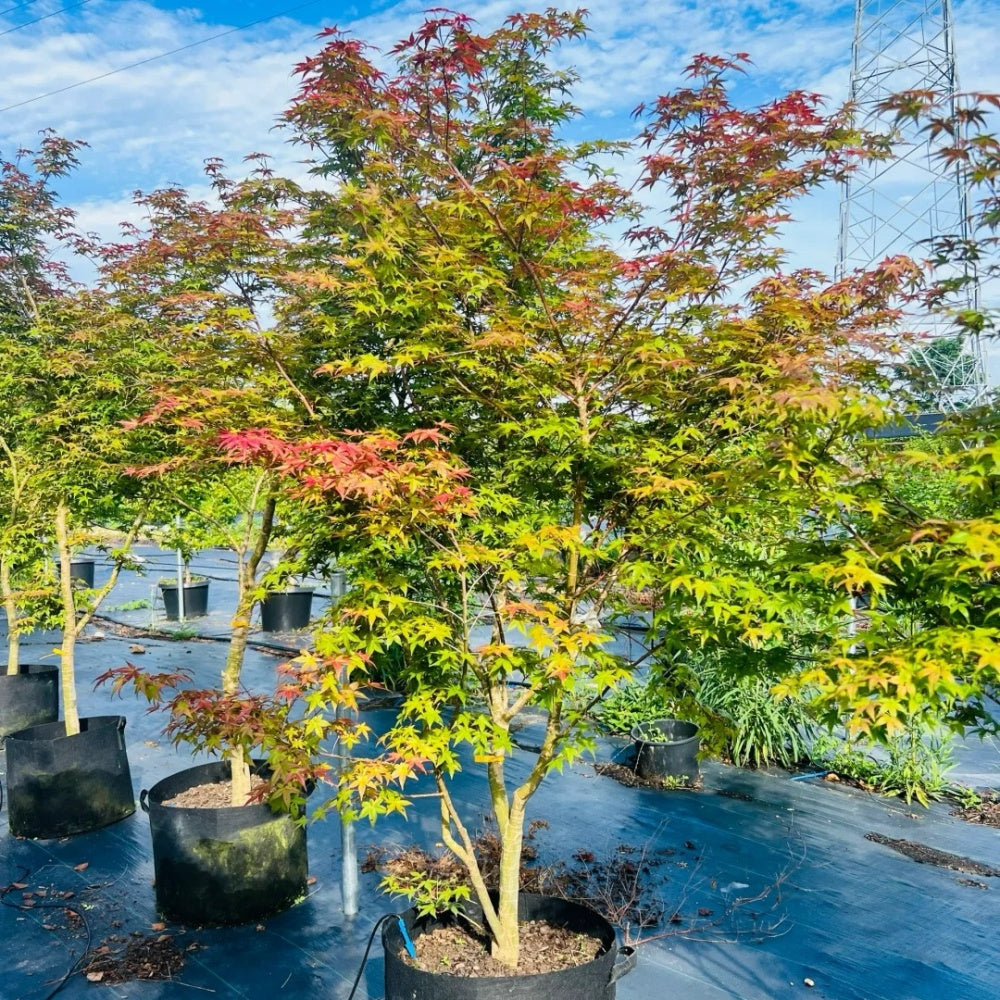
top-left (837, 0), bottom-right (987, 409)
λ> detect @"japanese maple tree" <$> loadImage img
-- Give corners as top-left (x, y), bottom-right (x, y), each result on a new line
top-left (263, 9), bottom-right (955, 968)
top-left (0, 136), bottom-right (154, 729)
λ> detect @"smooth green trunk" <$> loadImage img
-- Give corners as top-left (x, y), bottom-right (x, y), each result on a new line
top-left (55, 504), bottom-right (81, 736)
top-left (2, 557), bottom-right (20, 674)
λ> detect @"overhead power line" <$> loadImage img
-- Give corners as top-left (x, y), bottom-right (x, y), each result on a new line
top-left (0, 0), bottom-right (93, 37)
top-left (0, 0), bottom-right (325, 113)
top-left (0, 0), bottom-right (45, 16)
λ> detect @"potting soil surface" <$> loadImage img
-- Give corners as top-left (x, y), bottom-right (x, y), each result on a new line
top-left (1, 548), bottom-right (998, 1000)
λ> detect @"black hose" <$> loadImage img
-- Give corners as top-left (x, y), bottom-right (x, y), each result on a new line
top-left (346, 914), bottom-right (397, 1000)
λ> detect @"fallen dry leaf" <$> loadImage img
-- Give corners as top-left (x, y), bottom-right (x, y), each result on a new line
top-left (73, 862), bottom-right (89, 872)
top-left (86, 972), bottom-right (104, 983)
top-left (150, 922), bottom-right (166, 931)
top-left (130, 644), bottom-right (146, 654)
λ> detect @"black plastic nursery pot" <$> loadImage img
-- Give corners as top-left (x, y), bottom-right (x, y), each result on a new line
top-left (383, 893), bottom-right (637, 1000)
top-left (141, 760), bottom-right (309, 926)
top-left (260, 588), bottom-right (314, 632)
top-left (0, 664), bottom-right (59, 737)
top-left (69, 558), bottom-right (96, 587)
top-left (159, 580), bottom-right (210, 620)
top-left (630, 719), bottom-right (700, 784)
top-left (5, 715), bottom-right (135, 838)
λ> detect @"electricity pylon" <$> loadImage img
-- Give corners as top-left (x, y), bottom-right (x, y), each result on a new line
top-left (837, 0), bottom-right (987, 409)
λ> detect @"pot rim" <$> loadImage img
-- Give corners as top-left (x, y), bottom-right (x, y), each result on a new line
top-left (629, 718), bottom-right (700, 745)
top-left (6, 714), bottom-right (126, 744)
top-left (142, 758), bottom-right (313, 816)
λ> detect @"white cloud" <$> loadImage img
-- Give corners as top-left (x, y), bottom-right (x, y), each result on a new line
top-left (2, 0), bottom-right (999, 285)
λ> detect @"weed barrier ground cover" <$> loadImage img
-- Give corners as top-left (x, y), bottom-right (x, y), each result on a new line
top-left (1, 548), bottom-right (997, 1000)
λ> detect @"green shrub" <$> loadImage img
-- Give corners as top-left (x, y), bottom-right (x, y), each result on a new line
top-left (595, 679), bottom-right (676, 736)
top-left (695, 659), bottom-right (814, 769)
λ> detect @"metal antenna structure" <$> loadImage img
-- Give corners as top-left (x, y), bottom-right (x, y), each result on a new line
top-left (837, 0), bottom-right (987, 409)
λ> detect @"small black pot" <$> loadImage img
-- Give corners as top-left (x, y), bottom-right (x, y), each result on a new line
top-left (159, 579), bottom-right (210, 620)
top-left (260, 587), bottom-right (314, 632)
top-left (0, 664), bottom-right (59, 737)
top-left (630, 719), bottom-right (700, 784)
top-left (383, 893), bottom-right (636, 1000)
top-left (5, 715), bottom-right (135, 838)
top-left (141, 759), bottom-right (309, 926)
top-left (69, 558), bottom-right (96, 587)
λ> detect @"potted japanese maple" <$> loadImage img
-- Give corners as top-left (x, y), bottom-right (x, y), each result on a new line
top-left (91, 159), bottom-right (341, 923)
top-left (0, 136), bottom-right (158, 837)
top-left (99, 470), bottom-right (362, 924)
top-left (151, 520), bottom-right (212, 620)
top-left (5, 504), bottom-right (145, 838)
top-left (260, 10), bottom-right (918, 992)
top-left (0, 439), bottom-right (59, 737)
top-left (102, 469), bottom-right (325, 923)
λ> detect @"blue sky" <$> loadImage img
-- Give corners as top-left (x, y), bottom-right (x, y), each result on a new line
top-left (2, 0), bottom-right (999, 284)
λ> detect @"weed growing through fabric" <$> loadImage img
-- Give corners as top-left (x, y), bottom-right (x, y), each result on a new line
top-left (107, 599), bottom-right (153, 611)
top-left (812, 726), bottom-right (955, 805)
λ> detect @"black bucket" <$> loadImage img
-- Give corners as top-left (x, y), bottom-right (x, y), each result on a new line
top-left (630, 719), bottom-right (700, 784)
top-left (0, 664), bottom-right (59, 737)
top-left (383, 893), bottom-right (637, 1000)
top-left (69, 558), bottom-right (96, 587)
top-left (141, 760), bottom-right (309, 926)
top-left (260, 588), bottom-right (314, 632)
top-left (159, 580), bottom-right (210, 620)
top-left (5, 715), bottom-right (135, 838)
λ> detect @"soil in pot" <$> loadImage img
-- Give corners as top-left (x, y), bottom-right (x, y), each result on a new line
top-left (142, 760), bottom-right (309, 926)
top-left (384, 893), bottom-right (636, 1000)
top-left (0, 664), bottom-right (59, 737)
top-left (5, 715), bottom-right (135, 838)
top-left (159, 579), bottom-right (210, 620)
top-left (408, 919), bottom-right (603, 977)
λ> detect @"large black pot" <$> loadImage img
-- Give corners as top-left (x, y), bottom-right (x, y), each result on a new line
top-left (0, 664), bottom-right (59, 737)
top-left (260, 587), bottom-right (314, 632)
top-left (69, 558), bottom-right (96, 587)
top-left (5, 715), bottom-right (135, 838)
top-left (141, 759), bottom-right (309, 926)
top-left (159, 579), bottom-right (210, 620)
top-left (630, 719), bottom-right (700, 784)
top-left (383, 894), bottom-right (637, 1000)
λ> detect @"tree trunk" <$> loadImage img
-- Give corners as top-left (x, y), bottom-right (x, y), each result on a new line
top-left (222, 613), bottom-right (253, 805)
top-left (2, 556), bottom-right (21, 674)
top-left (222, 478), bottom-right (276, 806)
top-left (491, 800), bottom-right (526, 967)
top-left (55, 503), bottom-right (81, 736)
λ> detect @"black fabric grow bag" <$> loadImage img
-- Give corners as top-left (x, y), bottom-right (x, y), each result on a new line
top-left (0, 664), bottom-right (59, 737)
top-left (383, 893), bottom-right (637, 1000)
top-left (5, 715), bottom-right (135, 838)
top-left (260, 588), bottom-right (314, 632)
top-left (141, 759), bottom-right (309, 926)
top-left (630, 719), bottom-right (700, 783)
top-left (159, 580), bottom-right (210, 619)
